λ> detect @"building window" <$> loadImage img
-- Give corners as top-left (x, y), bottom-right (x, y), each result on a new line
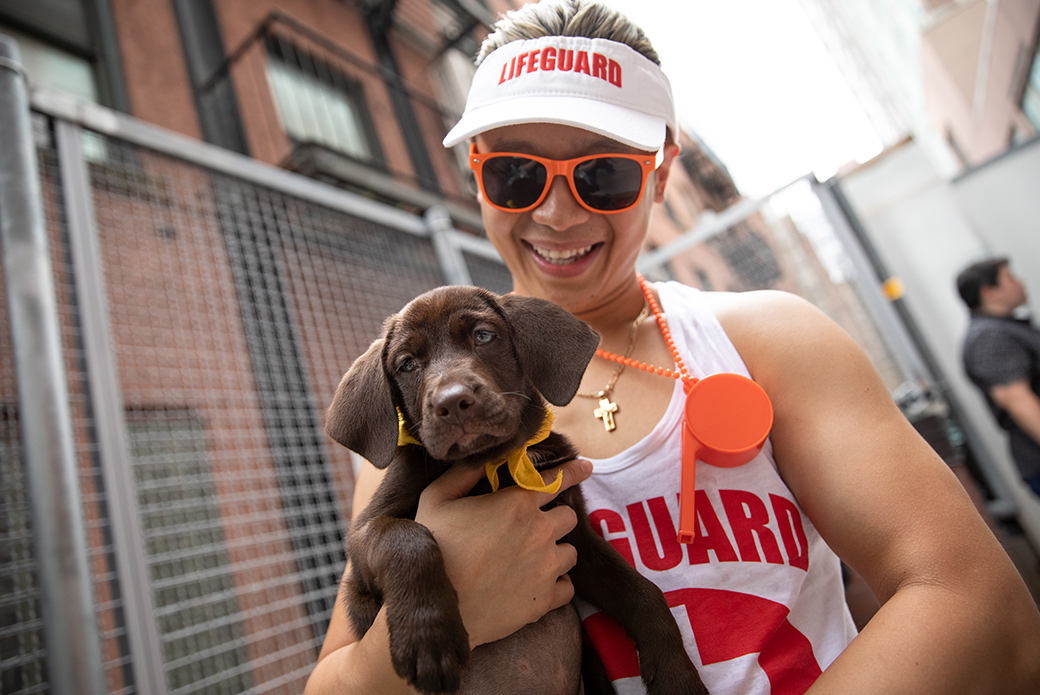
top-left (0, 0), bottom-right (124, 109)
top-left (0, 24), bottom-right (99, 102)
top-left (264, 36), bottom-right (382, 165)
top-left (710, 222), bottom-right (783, 290)
top-left (1021, 43), bottom-right (1040, 133)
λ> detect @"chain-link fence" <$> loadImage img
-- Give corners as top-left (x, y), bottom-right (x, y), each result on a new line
top-left (2, 78), bottom-right (934, 695)
top-left (2, 84), bottom-right (507, 692)
top-left (0, 389), bottom-right (47, 694)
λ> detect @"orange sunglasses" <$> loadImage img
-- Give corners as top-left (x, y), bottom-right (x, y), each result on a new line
top-left (468, 143), bottom-right (663, 214)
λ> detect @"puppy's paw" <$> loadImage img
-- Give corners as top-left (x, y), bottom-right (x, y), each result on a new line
top-left (389, 609), bottom-right (470, 694)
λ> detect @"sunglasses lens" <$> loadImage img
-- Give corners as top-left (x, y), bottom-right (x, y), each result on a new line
top-left (481, 156), bottom-right (548, 210)
top-left (573, 157), bottom-right (644, 211)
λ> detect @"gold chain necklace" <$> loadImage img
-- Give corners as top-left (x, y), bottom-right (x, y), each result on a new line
top-left (596, 275), bottom-right (693, 383)
top-left (575, 300), bottom-right (649, 432)
top-left (572, 276), bottom-right (773, 544)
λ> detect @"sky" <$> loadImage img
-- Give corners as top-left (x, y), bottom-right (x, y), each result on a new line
top-left (603, 0), bottom-right (885, 198)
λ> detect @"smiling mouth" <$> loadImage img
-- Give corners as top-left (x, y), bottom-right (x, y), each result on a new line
top-left (530, 243), bottom-right (598, 265)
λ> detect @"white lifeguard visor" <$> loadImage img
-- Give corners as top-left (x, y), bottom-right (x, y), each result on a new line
top-left (443, 36), bottom-right (677, 152)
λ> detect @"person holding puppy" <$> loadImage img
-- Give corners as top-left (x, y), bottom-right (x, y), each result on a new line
top-left (307, 1), bottom-right (1040, 693)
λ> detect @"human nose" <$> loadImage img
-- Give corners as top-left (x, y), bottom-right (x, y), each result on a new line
top-left (530, 173), bottom-right (591, 230)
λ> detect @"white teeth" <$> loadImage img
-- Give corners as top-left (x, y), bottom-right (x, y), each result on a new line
top-left (532, 245), bottom-right (594, 264)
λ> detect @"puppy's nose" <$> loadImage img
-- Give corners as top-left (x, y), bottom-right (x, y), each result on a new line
top-left (433, 384), bottom-right (476, 425)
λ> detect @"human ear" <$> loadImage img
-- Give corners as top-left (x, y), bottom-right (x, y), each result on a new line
top-left (653, 142), bottom-right (682, 203)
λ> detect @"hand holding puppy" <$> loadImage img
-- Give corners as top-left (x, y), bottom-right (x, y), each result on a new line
top-left (417, 458), bottom-right (592, 648)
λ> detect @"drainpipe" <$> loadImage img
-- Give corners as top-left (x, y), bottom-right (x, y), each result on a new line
top-left (364, 0), bottom-right (441, 194)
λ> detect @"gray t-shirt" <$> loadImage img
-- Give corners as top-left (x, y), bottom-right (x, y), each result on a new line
top-left (962, 313), bottom-right (1040, 478)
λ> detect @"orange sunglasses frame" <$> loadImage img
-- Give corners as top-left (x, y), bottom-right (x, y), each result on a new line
top-left (468, 143), bottom-right (663, 215)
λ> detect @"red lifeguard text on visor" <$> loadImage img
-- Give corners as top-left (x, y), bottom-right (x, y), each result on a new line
top-left (498, 47), bottom-right (623, 88)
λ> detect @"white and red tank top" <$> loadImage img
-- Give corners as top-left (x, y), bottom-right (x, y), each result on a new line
top-left (576, 281), bottom-right (857, 695)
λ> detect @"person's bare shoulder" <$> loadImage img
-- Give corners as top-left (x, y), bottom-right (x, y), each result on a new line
top-left (698, 289), bottom-right (846, 383)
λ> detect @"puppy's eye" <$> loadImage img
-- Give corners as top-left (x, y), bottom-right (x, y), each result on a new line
top-left (474, 329), bottom-right (495, 345)
top-left (398, 357), bottom-right (418, 373)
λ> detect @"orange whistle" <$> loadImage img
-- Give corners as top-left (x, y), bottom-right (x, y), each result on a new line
top-left (678, 373), bottom-right (774, 544)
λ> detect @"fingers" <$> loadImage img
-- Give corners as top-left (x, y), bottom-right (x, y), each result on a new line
top-left (536, 457), bottom-right (593, 506)
top-left (546, 534), bottom-right (578, 613)
top-left (551, 573), bottom-right (576, 611)
top-left (543, 503), bottom-right (578, 543)
top-left (424, 462), bottom-right (487, 503)
top-left (556, 538), bottom-right (578, 575)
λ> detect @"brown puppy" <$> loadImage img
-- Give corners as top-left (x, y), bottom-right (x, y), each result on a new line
top-left (326, 286), bottom-right (707, 695)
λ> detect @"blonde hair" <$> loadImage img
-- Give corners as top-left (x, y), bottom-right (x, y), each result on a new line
top-left (477, 0), bottom-right (661, 66)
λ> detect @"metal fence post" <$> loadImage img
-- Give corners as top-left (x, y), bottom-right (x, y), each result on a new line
top-left (0, 35), bottom-right (108, 695)
top-left (54, 119), bottom-right (170, 695)
top-left (427, 205), bottom-right (473, 286)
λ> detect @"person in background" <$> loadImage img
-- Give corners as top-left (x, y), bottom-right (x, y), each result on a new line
top-left (307, 2), bottom-right (1040, 693)
top-left (958, 257), bottom-right (1040, 495)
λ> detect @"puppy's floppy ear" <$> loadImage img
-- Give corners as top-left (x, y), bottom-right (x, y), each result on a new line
top-left (498, 294), bottom-right (600, 406)
top-left (325, 337), bottom-right (399, 468)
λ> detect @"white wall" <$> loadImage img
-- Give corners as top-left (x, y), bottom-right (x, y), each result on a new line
top-left (838, 137), bottom-right (1040, 548)
top-left (954, 141), bottom-right (1040, 286)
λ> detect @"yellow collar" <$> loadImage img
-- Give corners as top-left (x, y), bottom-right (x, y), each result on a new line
top-left (485, 407), bottom-right (560, 494)
top-left (397, 408), bottom-right (422, 447)
top-left (396, 406), bottom-right (560, 494)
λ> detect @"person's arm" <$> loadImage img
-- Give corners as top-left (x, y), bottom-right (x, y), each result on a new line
top-left (713, 290), bottom-right (1040, 695)
top-left (305, 463), bottom-right (408, 694)
top-left (304, 457), bottom-right (592, 694)
top-left (990, 378), bottom-right (1040, 445)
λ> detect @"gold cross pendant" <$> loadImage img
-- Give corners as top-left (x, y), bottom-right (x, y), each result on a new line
top-left (594, 396), bottom-right (618, 432)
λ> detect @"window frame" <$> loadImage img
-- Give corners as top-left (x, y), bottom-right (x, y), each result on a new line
top-left (0, 0), bottom-right (128, 111)
top-left (263, 32), bottom-right (386, 169)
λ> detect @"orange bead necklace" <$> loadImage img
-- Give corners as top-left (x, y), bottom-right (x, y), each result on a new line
top-left (593, 274), bottom-right (698, 391)
top-left (592, 273), bottom-right (775, 546)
